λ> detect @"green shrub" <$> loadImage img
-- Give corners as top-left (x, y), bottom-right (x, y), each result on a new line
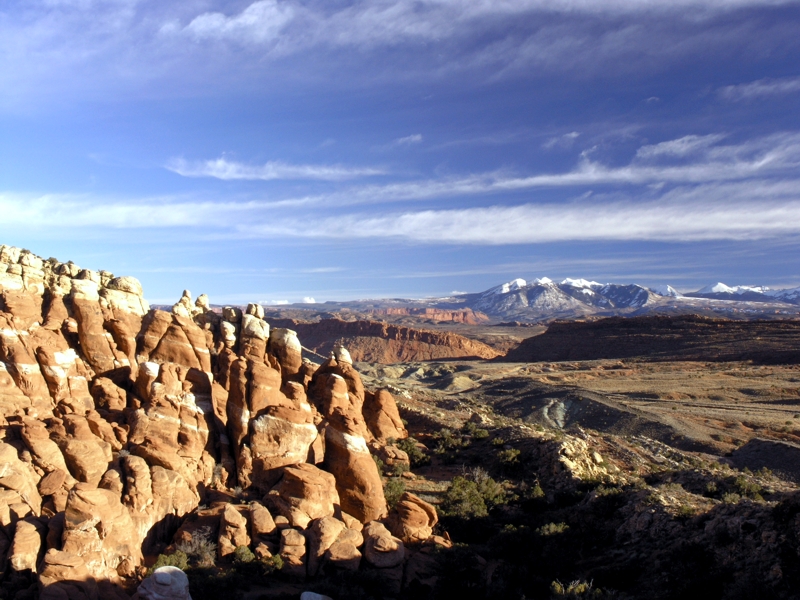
top-left (550, 579), bottom-right (611, 598)
top-left (434, 428), bottom-right (464, 453)
top-left (722, 492), bottom-right (741, 504)
top-left (441, 470), bottom-right (507, 519)
top-left (537, 522), bottom-right (569, 536)
top-left (396, 437), bottom-right (429, 467)
top-left (498, 447), bottom-right (521, 465)
top-left (371, 454), bottom-right (385, 474)
top-left (148, 551), bottom-right (189, 574)
top-left (391, 461), bottom-right (409, 476)
top-left (232, 545), bottom-right (255, 564)
top-left (384, 477), bottom-right (406, 508)
top-left (461, 421), bottom-right (490, 439)
top-left (263, 554), bottom-right (283, 573)
top-left (734, 475), bottom-right (763, 499)
top-left (528, 482), bottom-right (546, 499)
top-left (441, 476), bottom-right (488, 518)
top-left (491, 437), bottom-right (506, 446)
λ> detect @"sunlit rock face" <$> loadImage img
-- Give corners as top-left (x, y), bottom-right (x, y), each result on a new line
top-left (0, 245), bottom-right (431, 597)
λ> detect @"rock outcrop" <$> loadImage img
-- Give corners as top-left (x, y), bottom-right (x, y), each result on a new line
top-left (0, 244), bottom-right (415, 598)
top-left (267, 318), bottom-right (501, 363)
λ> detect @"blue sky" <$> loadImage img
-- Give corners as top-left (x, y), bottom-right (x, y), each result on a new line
top-left (2, 0), bottom-right (800, 304)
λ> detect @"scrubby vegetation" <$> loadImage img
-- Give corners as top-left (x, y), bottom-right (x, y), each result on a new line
top-left (396, 436), bottom-right (430, 467)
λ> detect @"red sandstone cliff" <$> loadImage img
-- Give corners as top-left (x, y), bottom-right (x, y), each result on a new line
top-left (269, 318), bottom-right (501, 362)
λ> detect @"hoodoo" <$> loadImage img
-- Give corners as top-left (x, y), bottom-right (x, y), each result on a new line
top-left (0, 245), bottom-right (440, 598)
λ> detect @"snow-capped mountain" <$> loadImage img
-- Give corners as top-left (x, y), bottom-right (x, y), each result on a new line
top-left (767, 286), bottom-right (800, 303)
top-left (688, 282), bottom-right (800, 304)
top-left (649, 284), bottom-right (682, 298)
top-left (463, 277), bottom-right (663, 318)
top-left (309, 277), bottom-right (800, 322)
top-left (448, 277), bottom-right (800, 320)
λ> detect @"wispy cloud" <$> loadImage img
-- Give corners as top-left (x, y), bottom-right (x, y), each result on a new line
top-left (635, 134), bottom-right (726, 158)
top-left (243, 194), bottom-right (800, 244)
top-left (3, 0), bottom-right (798, 107)
top-left (165, 157), bottom-right (384, 181)
top-left (543, 131), bottom-right (580, 149)
top-left (394, 134), bottom-right (423, 146)
top-left (4, 133), bottom-right (800, 246)
top-left (719, 76), bottom-right (800, 101)
top-left (267, 131), bottom-right (800, 207)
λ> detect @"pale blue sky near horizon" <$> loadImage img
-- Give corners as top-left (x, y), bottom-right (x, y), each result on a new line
top-left (2, 0), bottom-right (800, 304)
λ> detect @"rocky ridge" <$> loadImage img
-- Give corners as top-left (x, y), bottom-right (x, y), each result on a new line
top-left (267, 318), bottom-right (501, 363)
top-left (504, 315), bottom-right (800, 364)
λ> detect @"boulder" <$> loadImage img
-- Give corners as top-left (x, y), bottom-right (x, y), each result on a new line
top-left (38, 549), bottom-right (98, 600)
top-left (386, 492), bottom-right (438, 544)
top-left (136, 566), bottom-right (192, 600)
top-left (0, 442), bottom-right (43, 516)
top-left (280, 528), bottom-right (307, 578)
top-left (249, 501), bottom-right (276, 544)
top-left (267, 463), bottom-right (340, 529)
top-left (363, 521), bottom-right (404, 595)
top-left (62, 485), bottom-right (143, 578)
top-left (9, 517), bottom-right (43, 571)
top-left (218, 503), bottom-right (250, 557)
top-left (324, 539), bottom-right (361, 571)
top-left (363, 389), bottom-right (408, 442)
top-left (363, 521), bottom-right (404, 568)
top-left (306, 516), bottom-right (346, 576)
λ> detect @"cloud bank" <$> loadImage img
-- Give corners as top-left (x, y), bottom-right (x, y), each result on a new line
top-left (166, 157), bottom-right (384, 181)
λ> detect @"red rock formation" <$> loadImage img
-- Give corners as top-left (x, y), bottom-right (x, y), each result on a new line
top-left (269, 318), bottom-right (500, 363)
top-left (367, 307), bottom-right (490, 324)
top-left (0, 244), bottom-right (418, 597)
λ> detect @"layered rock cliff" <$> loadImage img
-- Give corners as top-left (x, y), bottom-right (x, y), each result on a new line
top-left (365, 308), bottom-right (489, 325)
top-left (268, 318), bottom-right (501, 363)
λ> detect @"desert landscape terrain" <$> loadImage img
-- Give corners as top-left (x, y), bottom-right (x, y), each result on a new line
top-left (1, 245), bottom-right (800, 600)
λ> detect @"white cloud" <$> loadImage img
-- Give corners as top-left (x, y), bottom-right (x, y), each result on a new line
top-left (635, 134), bottom-right (726, 159)
top-left (719, 76), bottom-right (800, 101)
top-left (543, 131), bottom-right (580, 149)
top-left (184, 0), bottom-right (296, 44)
top-left (302, 296), bottom-right (316, 303)
top-left (243, 193), bottom-right (800, 244)
top-left (4, 133), bottom-right (800, 247)
top-left (265, 131), bottom-right (800, 207)
top-left (394, 134), bottom-right (423, 146)
top-left (166, 157), bottom-right (384, 181)
top-left (1, 0), bottom-right (798, 107)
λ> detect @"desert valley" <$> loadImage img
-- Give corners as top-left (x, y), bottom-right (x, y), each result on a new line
top-left (0, 244), bottom-right (799, 600)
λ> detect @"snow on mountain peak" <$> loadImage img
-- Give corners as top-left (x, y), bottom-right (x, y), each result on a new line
top-left (561, 278), bottom-right (602, 289)
top-left (649, 284), bottom-right (682, 297)
top-left (698, 282), bottom-right (735, 294)
top-left (484, 278), bottom-right (527, 296)
top-left (697, 282), bottom-right (769, 295)
top-left (532, 277), bottom-right (553, 285)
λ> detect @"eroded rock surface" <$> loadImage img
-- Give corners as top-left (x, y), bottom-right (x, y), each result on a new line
top-left (0, 245), bottom-right (409, 598)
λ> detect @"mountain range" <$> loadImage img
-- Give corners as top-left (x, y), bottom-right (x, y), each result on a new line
top-left (308, 278), bottom-right (800, 323)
